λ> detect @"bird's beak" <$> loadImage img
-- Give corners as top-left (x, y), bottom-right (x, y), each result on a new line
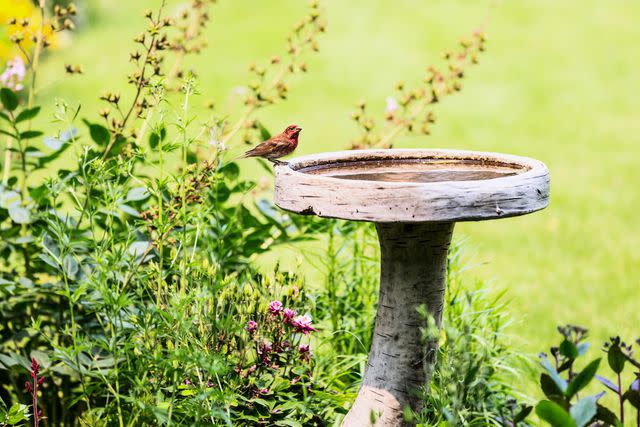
top-left (295, 127), bottom-right (302, 133)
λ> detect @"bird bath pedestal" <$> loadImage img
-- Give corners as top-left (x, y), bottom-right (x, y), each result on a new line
top-left (273, 149), bottom-right (550, 426)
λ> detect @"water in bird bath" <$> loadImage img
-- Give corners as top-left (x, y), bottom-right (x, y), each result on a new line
top-left (298, 158), bottom-right (525, 184)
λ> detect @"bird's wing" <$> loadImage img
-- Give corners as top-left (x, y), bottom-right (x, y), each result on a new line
top-left (244, 136), bottom-right (289, 158)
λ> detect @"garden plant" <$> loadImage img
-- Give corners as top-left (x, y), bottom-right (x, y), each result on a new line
top-left (0, 1), bottom-right (637, 426)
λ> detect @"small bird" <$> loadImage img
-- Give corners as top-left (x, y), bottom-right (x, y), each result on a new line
top-left (237, 124), bottom-right (302, 165)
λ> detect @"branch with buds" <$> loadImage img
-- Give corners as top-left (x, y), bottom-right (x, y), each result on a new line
top-left (100, 0), bottom-right (219, 158)
top-left (350, 31), bottom-right (486, 150)
top-left (218, 0), bottom-right (326, 148)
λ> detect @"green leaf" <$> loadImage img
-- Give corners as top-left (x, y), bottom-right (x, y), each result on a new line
top-left (63, 255), bottom-right (79, 278)
top-left (577, 342), bottom-right (590, 356)
top-left (8, 205), bottom-right (32, 224)
top-left (6, 403), bottom-right (29, 424)
top-left (0, 111), bottom-right (10, 122)
top-left (38, 253), bottom-right (61, 271)
top-left (607, 345), bottom-right (626, 374)
top-left (15, 106), bottom-right (40, 123)
top-left (148, 125), bottom-right (166, 149)
top-left (126, 187), bottom-right (150, 201)
top-left (541, 356), bottom-right (568, 393)
top-left (569, 395), bottom-right (597, 427)
top-left (514, 405), bottom-right (533, 423)
top-left (220, 162), bottom-right (240, 180)
top-left (541, 373), bottom-right (566, 404)
top-left (0, 128), bottom-right (17, 139)
top-left (595, 403), bottom-right (620, 425)
top-left (118, 204), bottom-right (139, 217)
top-left (565, 358), bottom-right (600, 399)
top-left (256, 120), bottom-right (271, 141)
top-left (83, 119), bottom-right (110, 146)
top-left (0, 88), bottom-right (18, 111)
top-left (20, 130), bottom-right (43, 140)
top-left (536, 400), bottom-right (576, 427)
top-left (560, 339), bottom-right (579, 360)
top-left (623, 389), bottom-right (640, 410)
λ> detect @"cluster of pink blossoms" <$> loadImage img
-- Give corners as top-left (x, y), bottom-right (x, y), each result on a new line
top-left (268, 299), bottom-right (316, 334)
top-left (245, 300), bottom-right (316, 368)
top-left (1, 56), bottom-right (26, 91)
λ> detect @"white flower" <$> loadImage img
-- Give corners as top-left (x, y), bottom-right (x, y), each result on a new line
top-left (385, 96), bottom-right (399, 113)
top-left (232, 86), bottom-right (249, 96)
top-left (1, 56), bottom-right (26, 91)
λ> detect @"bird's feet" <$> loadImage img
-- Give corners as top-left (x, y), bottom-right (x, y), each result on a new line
top-left (269, 159), bottom-right (289, 166)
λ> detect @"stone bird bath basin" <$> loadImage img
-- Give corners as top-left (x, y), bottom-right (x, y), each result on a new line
top-left (273, 149), bottom-right (550, 426)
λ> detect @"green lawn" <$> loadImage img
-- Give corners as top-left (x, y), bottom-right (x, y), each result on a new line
top-left (35, 0), bottom-right (640, 355)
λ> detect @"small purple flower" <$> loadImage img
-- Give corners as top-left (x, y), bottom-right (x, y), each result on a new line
top-left (269, 300), bottom-right (283, 315)
top-left (207, 380), bottom-right (214, 388)
top-left (246, 320), bottom-right (258, 334)
top-left (299, 343), bottom-right (311, 362)
top-left (1, 56), bottom-right (26, 91)
top-left (247, 364), bottom-right (257, 374)
top-left (259, 388), bottom-right (269, 394)
top-left (385, 96), bottom-right (399, 113)
top-left (299, 343), bottom-right (310, 354)
top-left (283, 308), bottom-right (297, 325)
top-left (184, 378), bottom-right (192, 386)
top-left (292, 314), bottom-right (316, 335)
top-left (258, 341), bottom-right (273, 365)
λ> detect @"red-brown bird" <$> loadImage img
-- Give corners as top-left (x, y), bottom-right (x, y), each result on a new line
top-left (238, 124), bottom-right (302, 165)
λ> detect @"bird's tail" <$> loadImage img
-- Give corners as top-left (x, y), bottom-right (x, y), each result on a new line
top-left (233, 149), bottom-right (254, 161)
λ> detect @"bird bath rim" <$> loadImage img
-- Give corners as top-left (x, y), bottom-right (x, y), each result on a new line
top-left (274, 148), bottom-right (550, 223)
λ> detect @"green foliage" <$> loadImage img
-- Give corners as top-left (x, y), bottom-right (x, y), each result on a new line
top-left (0, 80), bottom-right (335, 424)
top-left (0, 1), bottom-right (542, 425)
top-left (416, 245), bottom-right (532, 427)
top-left (309, 223), bottom-right (533, 426)
top-left (0, 401), bottom-right (30, 426)
top-left (533, 326), bottom-right (640, 427)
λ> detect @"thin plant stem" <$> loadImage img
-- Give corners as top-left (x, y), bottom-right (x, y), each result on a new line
top-left (619, 372), bottom-right (624, 424)
top-left (157, 125), bottom-right (164, 305)
top-left (102, 1), bottom-right (166, 159)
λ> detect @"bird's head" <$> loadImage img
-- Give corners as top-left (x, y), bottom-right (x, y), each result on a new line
top-left (284, 124), bottom-right (302, 139)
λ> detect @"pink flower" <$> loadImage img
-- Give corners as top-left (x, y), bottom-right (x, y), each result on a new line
top-left (385, 96), bottom-right (399, 113)
top-left (298, 343), bottom-right (311, 362)
top-left (268, 300), bottom-right (283, 315)
top-left (259, 388), bottom-right (269, 394)
top-left (292, 314), bottom-right (316, 334)
top-left (1, 56), bottom-right (26, 91)
top-left (246, 320), bottom-right (258, 334)
top-left (283, 308), bottom-right (297, 325)
top-left (258, 341), bottom-right (273, 365)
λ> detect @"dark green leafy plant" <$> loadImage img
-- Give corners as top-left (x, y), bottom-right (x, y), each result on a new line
top-left (533, 326), bottom-right (640, 427)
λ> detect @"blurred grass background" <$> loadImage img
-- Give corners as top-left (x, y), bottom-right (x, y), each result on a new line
top-left (5, 0), bottom-right (640, 354)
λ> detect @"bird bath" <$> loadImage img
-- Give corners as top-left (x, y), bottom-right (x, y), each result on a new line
top-left (273, 149), bottom-right (550, 426)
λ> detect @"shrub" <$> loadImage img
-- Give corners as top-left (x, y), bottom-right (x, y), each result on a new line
top-left (533, 325), bottom-right (639, 427)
